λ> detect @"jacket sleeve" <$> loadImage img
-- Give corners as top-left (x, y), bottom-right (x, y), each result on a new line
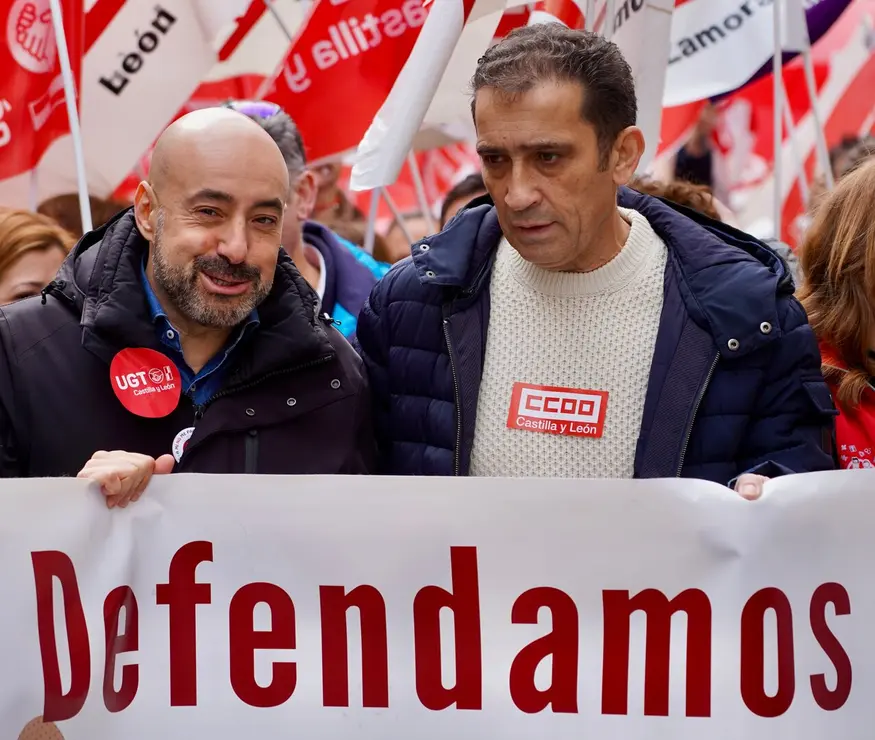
top-left (734, 296), bottom-right (838, 481)
top-left (0, 312), bottom-right (23, 477)
top-left (353, 277), bottom-right (393, 474)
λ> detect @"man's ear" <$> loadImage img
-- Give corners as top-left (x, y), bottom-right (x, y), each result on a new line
top-left (134, 181), bottom-right (158, 241)
top-left (295, 170), bottom-right (318, 221)
top-left (611, 126), bottom-right (646, 186)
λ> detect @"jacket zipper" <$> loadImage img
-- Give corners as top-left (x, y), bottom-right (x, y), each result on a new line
top-left (442, 318), bottom-right (463, 476)
top-left (183, 353), bottom-right (333, 465)
top-left (244, 430), bottom-right (259, 473)
top-left (676, 353), bottom-right (720, 477)
top-left (192, 354), bottom-right (334, 421)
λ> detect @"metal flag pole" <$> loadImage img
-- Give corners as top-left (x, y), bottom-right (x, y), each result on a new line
top-left (585, 0), bottom-right (596, 30)
top-left (364, 188), bottom-right (381, 255)
top-left (48, 0), bottom-right (91, 232)
top-left (381, 187), bottom-right (413, 245)
top-left (254, 0), bottom-right (303, 100)
top-left (604, 0), bottom-right (616, 39)
top-left (407, 151), bottom-right (436, 233)
top-left (782, 81), bottom-right (810, 207)
top-left (801, 42), bottom-right (834, 191)
top-left (772, 0), bottom-right (784, 239)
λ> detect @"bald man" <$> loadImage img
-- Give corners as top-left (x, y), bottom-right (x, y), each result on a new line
top-left (0, 108), bottom-right (374, 495)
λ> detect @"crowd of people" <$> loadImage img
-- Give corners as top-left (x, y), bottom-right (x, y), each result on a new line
top-left (0, 24), bottom-right (873, 504)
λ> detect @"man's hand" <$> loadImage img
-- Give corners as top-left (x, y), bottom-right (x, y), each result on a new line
top-left (734, 473), bottom-right (769, 500)
top-left (77, 451), bottom-right (175, 509)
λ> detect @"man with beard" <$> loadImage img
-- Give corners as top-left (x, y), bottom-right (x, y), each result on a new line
top-left (0, 108), bottom-right (374, 505)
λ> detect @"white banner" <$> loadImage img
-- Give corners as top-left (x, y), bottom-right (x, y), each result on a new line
top-left (1, 471), bottom-right (870, 738)
top-left (663, 0), bottom-right (841, 107)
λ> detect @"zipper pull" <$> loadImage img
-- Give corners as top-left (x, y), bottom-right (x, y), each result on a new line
top-left (194, 404), bottom-right (205, 422)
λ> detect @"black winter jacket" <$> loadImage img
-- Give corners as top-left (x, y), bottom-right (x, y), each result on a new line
top-left (0, 210), bottom-right (374, 477)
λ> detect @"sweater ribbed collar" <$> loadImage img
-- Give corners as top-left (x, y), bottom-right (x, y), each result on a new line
top-left (505, 207), bottom-right (664, 297)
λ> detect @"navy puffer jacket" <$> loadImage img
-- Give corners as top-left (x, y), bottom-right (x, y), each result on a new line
top-left (356, 188), bottom-right (837, 483)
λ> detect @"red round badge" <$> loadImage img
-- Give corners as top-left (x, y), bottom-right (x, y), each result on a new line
top-left (109, 348), bottom-right (182, 418)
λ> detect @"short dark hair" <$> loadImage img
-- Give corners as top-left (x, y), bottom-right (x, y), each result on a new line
top-left (245, 109), bottom-right (307, 176)
top-left (440, 172), bottom-right (486, 226)
top-left (471, 24), bottom-right (636, 168)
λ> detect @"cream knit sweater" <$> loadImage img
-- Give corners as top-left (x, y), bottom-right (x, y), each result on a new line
top-left (469, 208), bottom-right (667, 478)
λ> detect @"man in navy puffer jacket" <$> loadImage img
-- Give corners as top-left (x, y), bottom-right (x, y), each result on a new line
top-left (355, 25), bottom-right (836, 494)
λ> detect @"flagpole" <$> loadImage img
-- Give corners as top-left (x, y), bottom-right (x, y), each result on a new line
top-left (772, 0), bottom-right (784, 240)
top-left (585, 0), bottom-right (595, 30)
top-left (48, 0), bottom-right (91, 232)
top-left (801, 43), bottom-right (834, 190)
top-left (782, 81), bottom-right (809, 207)
top-left (604, 0), bottom-right (616, 38)
top-left (28, 169), bottom-right (39, 212)
top-left (407, 151), bottom-right (436, 233)
top-left (364, 189), bottom-right (380, 255)
top-left (381, 187), bottom-right (413, 245)
top-left (255, 0), bottom-right (310, 100)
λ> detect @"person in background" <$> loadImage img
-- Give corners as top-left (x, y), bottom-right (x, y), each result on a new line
top-left (674, 102), bottom-right (717, 188)
top-left (310, 159), bottom-right (365, 224)
top-left (630, 175), bottom-right (801, 285)
top-left (831, 134), bottom-right (875, 181)
top-left (356, 24), bottom-right (836, 494)
top-left (0, 209), bottom-right (73, 305)
top-left (629, 176), bottom-right (722, 220)
top-left (324, 217), bottom-right (391, 258)
top-left (0, 108), bottom-right (373, 500)
top-left (226, 101), bottom-right (389, 340)
top-left (798, 157), bottom-right (875, 469)
top-left (37, 193), bottom-right (128, 239)
top-left (440, 172), bottom-right (488, 228)
top-left (379, 211), bottom-right (434, 264)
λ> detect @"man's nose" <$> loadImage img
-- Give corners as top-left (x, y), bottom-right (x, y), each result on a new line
top-left (504, 166), bottom-right (540, 212)
top-left (216, 218), bottom-right (248, 264)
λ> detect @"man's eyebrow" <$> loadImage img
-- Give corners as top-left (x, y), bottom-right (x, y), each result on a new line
top-left (186, 190), bottom-right (284, 213)
top-left (478, 140), bottom-right (572, 155)
top-left (186, 188), bottom-right (234, 205)
top-left (476, 143), bottom-right (503, 156)
top-left (252, 198), bottom-right (285, 213)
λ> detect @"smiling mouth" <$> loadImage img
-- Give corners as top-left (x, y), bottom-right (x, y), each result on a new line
top-left (200, 271), bottom-right (252, 296)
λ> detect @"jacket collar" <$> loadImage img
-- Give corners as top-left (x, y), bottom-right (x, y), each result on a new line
top-left (413, 188), bottom-right (790, 359)
top-left (52, 208), bottom-right (336, 375)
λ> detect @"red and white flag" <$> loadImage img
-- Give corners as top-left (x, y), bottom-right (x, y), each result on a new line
top-left (265, 0), bottom-right (434, 163)
top-left (349, 0), bottom-right (505, 191)
top-left (0, 0), bottom-right (84, 182)
top-left (0, 0), bottom-right (251, 207)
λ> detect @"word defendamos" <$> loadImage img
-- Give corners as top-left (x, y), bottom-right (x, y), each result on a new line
top-left (31, 543), bottom-right (852, 722)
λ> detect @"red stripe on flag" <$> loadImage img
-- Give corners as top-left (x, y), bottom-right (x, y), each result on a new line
top-left (84, 0), bottom-right (126, 53)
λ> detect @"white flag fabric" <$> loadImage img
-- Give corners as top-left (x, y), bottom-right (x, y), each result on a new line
top-left (350, 0), bottom-right (506, 192)
top-left (0, 471), bottom-right (871, 738)
top-left (663, 0), bottom-right (843, 107)
top-left (610, 0), bottom-right (675, 169)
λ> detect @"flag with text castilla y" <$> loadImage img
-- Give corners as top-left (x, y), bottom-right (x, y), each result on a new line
top-left (264, 0), bottom-right (438, 163)
top-left (0, 0), bottom-right (83, 181)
